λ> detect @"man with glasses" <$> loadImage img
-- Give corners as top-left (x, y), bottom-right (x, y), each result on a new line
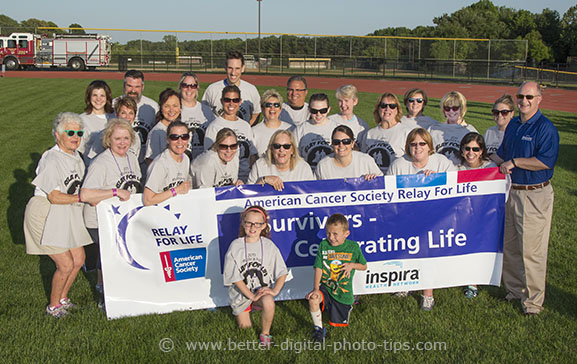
top-left (178, 72), bottom-right (216, 160)
top-left (280, 75), bottom-right (310, 127)
top-left (493, 81), bottom-right (559, 315)
top-left (202, 50), bottom-right (261, 125)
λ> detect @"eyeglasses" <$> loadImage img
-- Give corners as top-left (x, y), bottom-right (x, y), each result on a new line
top-left (223, 97), bottom-right (241, 103)
top-left (310, 107), bottom-right (329, 115)
top-left (288, 88), bottom-right (306, 93)
top-left (379, 103), bottom-right (398, 109)
top-left (408, 98), bottom-right (424, 104)
top-left (64, 130), bottom-right (84, 137)
top-left (168, 133), bottom-right (190, 141)
top-left (463, 146), bottom-right (481, 152)
top-left (516, 94), bottom-right (538, 100)
top-left (272, 143), bottom-right (292, 150)
top-left (264, 102), bottom-right (281, 108)
top-left (443, 106), bottom-right (460, 112)
top-left (331, 138), bottom-right (354, 146)
top-left (409, 142), bottom-right (427, 147)
top-left (218, 143), bottom-right (238, 151)
top-left (180, 82), bottom-right (198, 89)
top-left (492, 109), bottom-right (513, 117)
top-left (243, 221), bottom-right (266, 228)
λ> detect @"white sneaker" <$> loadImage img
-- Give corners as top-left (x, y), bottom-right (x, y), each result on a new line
top-left (421, 295), bottom-right (435, 311)
top-left (393, 291), bottom-right (409, 298)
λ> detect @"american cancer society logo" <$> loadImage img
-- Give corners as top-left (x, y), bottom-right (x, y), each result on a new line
top-left (364, 261), bottom-right (419, 289)
top-left (160, 248), bottom-right (207, 282)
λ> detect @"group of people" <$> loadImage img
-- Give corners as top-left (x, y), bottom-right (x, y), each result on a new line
top-left (24, 50), bottom-right (559, 345)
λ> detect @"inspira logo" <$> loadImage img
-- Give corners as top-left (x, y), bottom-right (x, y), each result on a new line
top-left (521, 135), bottom-right (533, 142)
top-left (364, 261), bottom-right (419, 289)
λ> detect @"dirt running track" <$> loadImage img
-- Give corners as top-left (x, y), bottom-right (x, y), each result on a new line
top-left (4, 70), bottom-right (577, 113)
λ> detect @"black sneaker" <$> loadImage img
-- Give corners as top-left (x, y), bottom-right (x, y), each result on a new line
top-left (312, 326), bottom-right (326, 342)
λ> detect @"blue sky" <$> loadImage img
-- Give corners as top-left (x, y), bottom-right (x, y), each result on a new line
top-left (1, 1), bottom-right (575, 43)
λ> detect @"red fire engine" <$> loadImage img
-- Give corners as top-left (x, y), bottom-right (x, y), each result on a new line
top-left (0, 32), bottom-right (111, 71)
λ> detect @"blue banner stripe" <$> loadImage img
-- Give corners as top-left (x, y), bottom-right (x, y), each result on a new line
top-left (215, 176), bottom-right (386, 201)
top-left (396, 173), bottom-right (447, 188)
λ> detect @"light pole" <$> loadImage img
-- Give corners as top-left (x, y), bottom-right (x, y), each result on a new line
top-left (257, 0), bottom-right (262, 72)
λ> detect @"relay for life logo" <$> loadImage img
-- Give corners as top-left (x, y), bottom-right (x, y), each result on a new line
top-left (160, 248), bottom-right (207, 282)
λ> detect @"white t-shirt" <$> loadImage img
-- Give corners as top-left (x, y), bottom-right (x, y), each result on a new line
top-left (458, 159), bottom-right (497, 170)
top-left (247, 158), bottom-right (314, 184)
top-left (400, 115), bottom-right (439, 130)
top-left (328, 114), bottom-right (369, 139)
top-left (280, 102), bottom-right (310, 127)
top-left (32, 145), bottom-right (92, 248)
top-left (484, 126), bottom-right (505, 155)
top-left (223, 237), bottom-right (288, 315)
top-left (428, 123), bottom-right (478, 165)
top-left (145, 122), bottom-right (168, 161)
top-left (294, 119), bottom-right (339, 171)
top-left (180, 102), bottom-right (217, 160)
top-left (358, 123), bottom-right (412, 174)
top-left (82, 149), bottom-right (142, 228)
top-left (204, 116), bottom-right (257, 182)
top-left (315, 151), bottom-right (383, 180)
top-left (201, 79), bottom-right (261, 122)
top-left (190, 149), bottom-right (240, 189)
top-left (113, 94), bottom-right (160, 142)
top-left (84, 129), bottom-right (141, 166)
top-left (79, 112), bottom-right (112, 156)
top-left (145, 149), bottom-right (191, 193)
top-left (251, 121), bottom-right (292, 157)
top-left (387, 154), bottom-right (457, 175)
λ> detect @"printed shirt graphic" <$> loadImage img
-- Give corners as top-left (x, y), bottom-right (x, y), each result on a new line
top-left (314, 239), bottom-right (367, 305)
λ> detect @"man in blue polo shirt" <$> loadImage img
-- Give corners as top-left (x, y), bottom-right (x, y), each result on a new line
top-left (493, 81), bottom-right (559, 315)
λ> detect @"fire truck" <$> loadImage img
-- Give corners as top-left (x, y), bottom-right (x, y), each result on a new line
top-left (0, 32), bottom-right (111, 71)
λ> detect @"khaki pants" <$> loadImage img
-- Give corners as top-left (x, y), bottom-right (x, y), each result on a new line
top-left (502, 183), bottom-right (554, 314)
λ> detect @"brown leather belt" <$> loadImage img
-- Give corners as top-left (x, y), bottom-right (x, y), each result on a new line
top-left (511, 181), bottom-right (550, 191)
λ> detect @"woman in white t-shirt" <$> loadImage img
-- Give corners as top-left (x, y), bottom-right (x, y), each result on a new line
top-left (485, 94), bottom-right (515, 155)
top-left (387, 128), bottom-right (455, 311)
top-left (191, 128), bottom-right (243, 188)
top-left (248, 129), bottom-right (314, 190)
top-left (428, 91), bottom-right (478, 166)
top-left (79, 80), bottom-right (114, 161)
top-left (458, 132), bottom-right (497, 171)
top-left (316, 125), bottom-right (382, 181)
top-left (400, 88), bottom-right (439, 130)
top-left (252, 89), bottom-right (291, 157)
top-left (143, 121), bottom-right (192, 205)
top-left (145, 88), bottom-right (182, 164)
top-left (24, 112), bottom-right (93, 318)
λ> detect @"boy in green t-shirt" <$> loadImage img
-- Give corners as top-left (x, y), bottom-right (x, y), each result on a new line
top-left (306, 213), bottom-right (367, 342)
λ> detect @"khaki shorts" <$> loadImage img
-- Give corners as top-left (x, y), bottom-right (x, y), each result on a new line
top-left (23, 196), bottom-right (67, 255)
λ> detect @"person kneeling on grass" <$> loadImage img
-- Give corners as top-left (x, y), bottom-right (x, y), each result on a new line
top-left (223, 205), bottom-right (288, 348)
top-left (306, 213), bottom-right (367, 342)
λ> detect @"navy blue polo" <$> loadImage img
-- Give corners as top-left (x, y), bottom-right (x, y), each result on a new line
top-left (497, 110), bottom-right (559, 185)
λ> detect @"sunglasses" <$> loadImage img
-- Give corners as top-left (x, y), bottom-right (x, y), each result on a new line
top-left (264, 102), bottom-right (281, 108)
top-left (443, 106), bottom-right (460, 112)
top-left (223, 97), bottom-right (241, 103)
top-left (218, 143), bottom-right (238, 151)
top-left (409, 142), bottom-right (427, 147)
top-left (492, 109), bottom-right (513, 117)
top-left (168, 133), bottom-right (190, 141)
top-left (64, 130), bottom-right (84, 137)
top-left (379, 103), bottom-right (398, 109)
top-left (516, 94), bottom-right (537, 100)
top-left (463, 146), bottom-right (481, 152)
top-left (180, 82), bottom-right (198, 89)
top-left (310, 107), bottom-right (329, 115)
top-left (408, 98), bottom-right (424, 103)
top-left (331, 138), bottom-right (354, 146)
top-left (272, 143), bottom-right (292, 150)
top-left (287, 88), bottom-right (306, 93)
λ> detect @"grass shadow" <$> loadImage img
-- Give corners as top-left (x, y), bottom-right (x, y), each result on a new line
top-left (557, 144), bottom-right (577, 174)
top-left (8, 152), bottom-right (41, 245)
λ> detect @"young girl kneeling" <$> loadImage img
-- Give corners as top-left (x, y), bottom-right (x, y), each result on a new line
top-left (223, 205), bottom-right (288, 347)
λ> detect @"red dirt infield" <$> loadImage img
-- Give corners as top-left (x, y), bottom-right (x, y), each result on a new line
top-left (4, 70), bottom-right (576, 113)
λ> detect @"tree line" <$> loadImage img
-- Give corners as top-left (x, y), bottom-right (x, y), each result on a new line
top-left (1, 1), bottom-right (576, 64)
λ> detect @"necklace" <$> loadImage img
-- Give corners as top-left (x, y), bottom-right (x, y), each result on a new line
top-left (110, 149), bottom-right (133, 177)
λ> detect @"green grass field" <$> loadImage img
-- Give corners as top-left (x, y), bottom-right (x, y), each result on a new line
top-left (1, 77), bottom-right (576, 363)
